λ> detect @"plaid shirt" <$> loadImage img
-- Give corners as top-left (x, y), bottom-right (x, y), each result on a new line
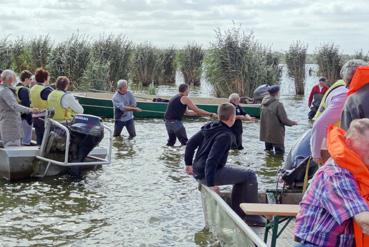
top-left (294, 159), bottom-right (369, 247)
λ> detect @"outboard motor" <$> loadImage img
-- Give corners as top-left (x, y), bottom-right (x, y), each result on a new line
top-left (253, 84), bottom-right (270, 103)
top-left (68, 114), bottom-right (104, 162)
top-left (279, 129), bottom-right (318, 188)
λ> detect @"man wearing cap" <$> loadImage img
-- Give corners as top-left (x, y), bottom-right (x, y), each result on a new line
top-left (260, 85), bottom-right (297, 154)
top-left (307, 77), bottom-right (329, 119)
top-left (112, 79), bottom-right (142, 139)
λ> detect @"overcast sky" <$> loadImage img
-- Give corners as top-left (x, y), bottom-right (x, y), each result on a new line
top-left (1, 0), bottom-right (368, 54)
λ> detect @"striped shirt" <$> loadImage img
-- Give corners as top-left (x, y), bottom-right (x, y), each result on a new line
top-left (294, 159), bottom-right (369, 247)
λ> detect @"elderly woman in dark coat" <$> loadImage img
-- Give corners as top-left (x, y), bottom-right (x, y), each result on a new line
top-left (259, 85), bottom-right (297, 154)
top-left (0, 70), bottom-right (37, 147)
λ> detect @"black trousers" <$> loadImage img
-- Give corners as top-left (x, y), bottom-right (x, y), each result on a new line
top-left (265, 142), bottom-right (285, 154)
top-left (231, 133), bottom-right (243, 150)
top-left (202, 166), bottom-right (258, 218)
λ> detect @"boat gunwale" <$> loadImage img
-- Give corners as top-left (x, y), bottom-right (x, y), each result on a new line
top-left (75, 94), bottom-right (261, 108)
top-left (201, 185), bottom-right (267, 247)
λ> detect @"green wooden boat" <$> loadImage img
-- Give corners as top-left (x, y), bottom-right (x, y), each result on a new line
top-left (74, 92), bottom-right (261, 119)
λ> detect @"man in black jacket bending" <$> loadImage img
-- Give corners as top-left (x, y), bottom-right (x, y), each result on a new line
top-left (184, 103), bottom-right (265, 226)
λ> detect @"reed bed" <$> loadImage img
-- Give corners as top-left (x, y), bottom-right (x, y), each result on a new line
top-left (0, 37), bottom-right (12, 70)
top-left (316, 43), bottom-right (342, 84)
top-left (29, 35), bottom-right (52, 71)
top-left (88, 35), bottom-right (132, 91)
top-left (48, 34), bottom-right (91, 88)
top-left (177, 44), bottom-right (204, 86)
top-left (354, 50), bottom-right (369, 61)
top-left (285, 41), bottom-right (307, 95)
top-left (154, 48), bottom-right (177, 84)
top-left (204, 27), bottom-right (281, 97)
top-left (130, 43), bottom-right (157, 86)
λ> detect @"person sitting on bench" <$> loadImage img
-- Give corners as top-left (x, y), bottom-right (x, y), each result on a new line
top-left (295, 119), bottom-right (369, 247)
top-left (184, 103), bottom-right (265, 226)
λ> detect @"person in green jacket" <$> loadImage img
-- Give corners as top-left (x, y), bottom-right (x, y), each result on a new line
top-left (259, 85), bottom-right (297, 154)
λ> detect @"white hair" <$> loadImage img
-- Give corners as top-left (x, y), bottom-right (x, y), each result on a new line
top-left (1, 69), bottom-right (16, 83)
top-left (340, 59), bottom-right (368, 84)
top-left (117, 79), bottom-right (128, 89)
top-left (228, 93), bottom-right (240, 103)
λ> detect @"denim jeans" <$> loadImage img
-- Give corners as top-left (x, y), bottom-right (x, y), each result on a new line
top-left (165, 120), bottom-right (188, 146)
top-left (114, 119), bottom-right (136, 138)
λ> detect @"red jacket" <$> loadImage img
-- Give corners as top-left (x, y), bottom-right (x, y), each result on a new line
top-left (308, 84), bottom-right (329, 107)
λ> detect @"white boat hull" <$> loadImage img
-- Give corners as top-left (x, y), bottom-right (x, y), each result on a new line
top-left (0, 146), bottom-right (107, 181)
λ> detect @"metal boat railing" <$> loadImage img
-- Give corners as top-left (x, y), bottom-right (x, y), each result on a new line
top-left (34, 116), bottom-right (112, 177)
top-left (200, 185), bottom-right (267, 247)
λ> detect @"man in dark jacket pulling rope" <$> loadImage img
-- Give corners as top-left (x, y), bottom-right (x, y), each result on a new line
top-left (184, 103), bottom-right (265, 226)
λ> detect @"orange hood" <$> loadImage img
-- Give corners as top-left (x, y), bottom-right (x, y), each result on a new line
top-left (348, 66), bottom-right (369, 95)
top-left (327, 125), bottom-right (369, 247)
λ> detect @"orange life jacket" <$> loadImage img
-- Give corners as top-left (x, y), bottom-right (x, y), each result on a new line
top-left (327, 125), bottom-right (369, 247)
top-left (348, 66), bottom-right (369, 96)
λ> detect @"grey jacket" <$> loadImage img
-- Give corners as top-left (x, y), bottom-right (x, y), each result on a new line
top-left (259, 95), bottom-right (295, 145)
top-left (0, 85), bottom-right (31, 143)
top-left (341, 83), bottom-right (369, 130)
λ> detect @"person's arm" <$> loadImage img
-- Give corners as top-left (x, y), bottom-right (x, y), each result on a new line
top-left (181, 96), bottom-right (215, 118)
top-left (321, 172), bottom-right (369, 225)
top-left (129, 92), bottom-right (137, 107)
top-left (61, 94), bottom-right (84, 114)
top-left (310, 94), bottom-right (347, 163)
top-left (2, 89), bottom-right (31, 114)
top-left (204, 134), bottom-right (231, 187)
top-left (340, 100), bottom-right (353, 131)
top-left (276, 103), bottom-right (297, 126)
top-left (18, 88), bottom-right (31, 107)
top-left (354, 212), bottom-right (369, 235)
top-left (40, 87), bottom-right (53, 100)
top-left (184, 130), bottom-right (204, 175)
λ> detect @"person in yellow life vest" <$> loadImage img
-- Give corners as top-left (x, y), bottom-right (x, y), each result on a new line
top-left (16, 70), bottom-right (33, 145)
top-left (47, 76), bottom-right (83, 122)
top-left (310, 60), bottom-right (368, 165)
top-left (29, 68), bottom-right (53, 145)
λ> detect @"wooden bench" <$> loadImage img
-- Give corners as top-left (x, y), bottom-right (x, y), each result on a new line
top-left (240, 203), bottom-right (300, 247)
top-left (240, 203), bottom-right (300, 217)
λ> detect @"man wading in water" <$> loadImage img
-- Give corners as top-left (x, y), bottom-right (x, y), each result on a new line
top-left (184, 103), bottom-right (265, 226)
top-left (164, 84), bottom-right (216, 146)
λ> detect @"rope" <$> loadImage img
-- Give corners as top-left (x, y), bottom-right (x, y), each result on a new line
top-left (302, 157), bottom-right (312, 193)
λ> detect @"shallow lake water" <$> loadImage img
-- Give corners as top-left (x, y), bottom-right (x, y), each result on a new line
top-left (0, 65), bottom-right (319, 246)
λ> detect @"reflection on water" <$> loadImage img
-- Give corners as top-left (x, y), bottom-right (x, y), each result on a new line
top-left (0, 65), bottom-right (319, 246)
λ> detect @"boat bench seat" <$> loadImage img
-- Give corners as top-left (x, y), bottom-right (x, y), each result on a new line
top-left (240, 203), bottom-right (300, 217)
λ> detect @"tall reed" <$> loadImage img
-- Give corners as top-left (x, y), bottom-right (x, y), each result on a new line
top-left (286, 41), bottom-right (307, 95)
top-left (0, 37), bottom-right (12, 70)
top-left (48, 34), bottom-right (90, 88)
top-left (88, 35), bottom-right (132, 90)
top-left (316, 43), bottom-right (342, 84)
top-left (130, 43), bottom-right (157, 86)
top-left (29, 35), bottom-right (52, 71)
top-left (11, 37), bottom-right (32, 72)
top-left (177, 44), bottom-right (204, 86)
top-left (154, 48), bottom-right (176, 84)
top-left (205, 27), bottom-right (281, 97)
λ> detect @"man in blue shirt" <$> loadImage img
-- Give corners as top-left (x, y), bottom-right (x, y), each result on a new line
top-left (112, 80), bottom-right (142, 139)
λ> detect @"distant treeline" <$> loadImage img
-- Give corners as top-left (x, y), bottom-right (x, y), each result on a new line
top-left (0, 27), bottom-right (368, 97)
